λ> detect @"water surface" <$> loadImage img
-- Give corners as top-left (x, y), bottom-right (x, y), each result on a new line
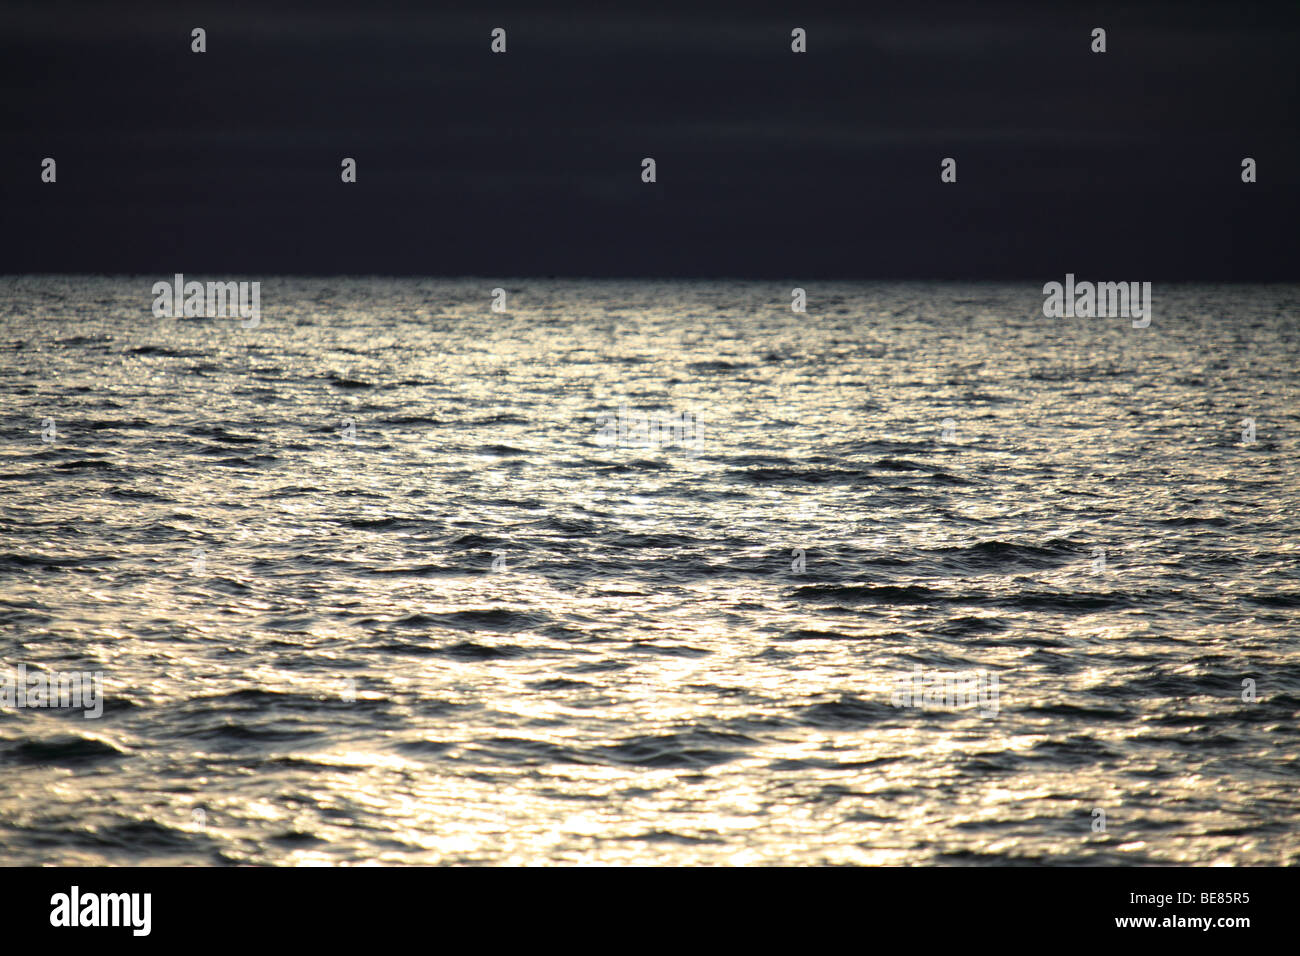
top-left (1, 277), bottom-right (1297, 864)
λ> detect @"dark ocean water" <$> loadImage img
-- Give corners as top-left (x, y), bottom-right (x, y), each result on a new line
top-left (1, 276), bottom-right (1298, 865)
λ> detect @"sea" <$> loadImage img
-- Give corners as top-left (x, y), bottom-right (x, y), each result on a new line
top-left (1, 276), bottom-right (1297, 864)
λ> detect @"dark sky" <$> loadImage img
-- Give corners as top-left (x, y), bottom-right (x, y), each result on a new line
top-left (3, 0), bottom-right (1298, 278)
